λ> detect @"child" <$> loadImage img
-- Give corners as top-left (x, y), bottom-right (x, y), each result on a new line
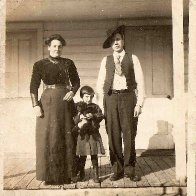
top-left (72, 85), bottom-right (105, 183)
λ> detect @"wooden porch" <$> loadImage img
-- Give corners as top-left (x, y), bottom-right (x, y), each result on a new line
top-left (3, 151), bottom-right (186, 195)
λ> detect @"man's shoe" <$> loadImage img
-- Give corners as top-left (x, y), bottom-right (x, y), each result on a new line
top-left (130, 174), bottom-right (141, 182)
top-left (124, 173), bottom-right (141, 181)
top-left (124, 167), bottom-right (141, 181)
top-left (110, 173), bottom-right (124, 181)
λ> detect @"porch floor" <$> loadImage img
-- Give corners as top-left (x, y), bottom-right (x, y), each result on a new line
top-left (3, 153), bottom-right (186, 194)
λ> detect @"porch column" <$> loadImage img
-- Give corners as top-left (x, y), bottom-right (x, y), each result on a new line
top-left (0, 0), bottom-right (5, 98)
top-left (172, 0), bottom-right (186, 184)
top-left (187, 1), bottom-right (196, 195)
top-left (0, 0), bottom-right (5, 190)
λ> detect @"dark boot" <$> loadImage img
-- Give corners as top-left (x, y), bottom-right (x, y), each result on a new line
top-left (78, 156), bottom-right (86, 181)
top-left (93, 166), bottom-right (100, 183)
top-left (91, 155), bottom-right (100, 183)
top-left (79, 168), bottom-right (85, 181)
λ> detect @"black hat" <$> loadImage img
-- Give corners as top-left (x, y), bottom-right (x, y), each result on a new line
top-left (103, 25), bottom-right (125, 49)
top-left (45, 34), bottom-right (66, 46)
top-left (80, 86), bottom-right (95, 98)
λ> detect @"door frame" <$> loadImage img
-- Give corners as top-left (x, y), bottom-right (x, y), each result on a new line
top-left (124, 25), bottom-right (173, 98)
top-left (4, 22), bottom-right (44, 98)
top-left (6, 22), bottom-right (43, 63)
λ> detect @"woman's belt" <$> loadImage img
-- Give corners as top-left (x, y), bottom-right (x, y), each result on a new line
top-left (45, 84), bottom-right (71, 90)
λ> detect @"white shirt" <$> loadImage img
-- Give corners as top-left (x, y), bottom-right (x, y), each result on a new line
top-left (96, 50), bottom-right (145, 109)
top-left (112, 50), bottom-right (128, 90)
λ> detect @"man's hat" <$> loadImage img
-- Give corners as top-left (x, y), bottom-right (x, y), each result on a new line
top-left (102, 25), bottom-right (125, 49)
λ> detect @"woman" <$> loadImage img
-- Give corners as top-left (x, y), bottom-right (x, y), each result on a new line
top-left (30, 34), bottom-right (80, 185)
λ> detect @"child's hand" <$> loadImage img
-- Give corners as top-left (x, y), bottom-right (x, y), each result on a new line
top-left (78, 118), bottom-right (88, 129)
top-left (80, 114), bottom-right (86, 120)
top-left (85, 113), bottom-right (93, 119)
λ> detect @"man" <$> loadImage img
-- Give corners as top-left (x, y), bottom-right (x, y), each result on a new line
top-left (96, 25), bottom-right (144, 181)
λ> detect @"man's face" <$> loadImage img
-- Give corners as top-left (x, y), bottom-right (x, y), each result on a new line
top-left (48, 39), bottom-right (63, 57)
top-left (111, 33), bottom-right (124, 53)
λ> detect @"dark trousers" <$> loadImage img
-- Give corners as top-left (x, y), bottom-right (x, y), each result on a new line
top-left (104, 92), bottom-right (138, 175)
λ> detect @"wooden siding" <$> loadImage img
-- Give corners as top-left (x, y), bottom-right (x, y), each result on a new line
top-left (43, 22), bottom-right (114, 99)
top-left (4, 20), bottom-right (189, 152)
top-left (42, 22), bottom-right (176, 150)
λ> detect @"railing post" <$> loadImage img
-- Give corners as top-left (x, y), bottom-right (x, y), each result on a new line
top-left (172, 0), bottom-right (186, 184)
top-left (187, 1), bottom-right (196, 195)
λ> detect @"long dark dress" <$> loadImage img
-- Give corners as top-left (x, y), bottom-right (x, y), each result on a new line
top-left (30, 56), bottom-right (80, 184)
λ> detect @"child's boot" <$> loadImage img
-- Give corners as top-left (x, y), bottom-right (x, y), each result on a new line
top-left (79, 156), bottom-right (86, 181)
top-left (93, 166), bottom-right (100, 183)
top-left (91, 155), bottom-right (100, 183)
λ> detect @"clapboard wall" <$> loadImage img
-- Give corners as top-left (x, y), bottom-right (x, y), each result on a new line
top-left (3, 19), bottom-right (189, 154)
top-left (43, 21), bottom-right (117, 100)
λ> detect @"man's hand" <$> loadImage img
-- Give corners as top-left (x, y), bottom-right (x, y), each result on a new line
top-left (63, 91), bottom-right (74, 102)
top-left (33, 106), bottom-right (42, 117)
top-left (134, 105), bottom-right (142, 117)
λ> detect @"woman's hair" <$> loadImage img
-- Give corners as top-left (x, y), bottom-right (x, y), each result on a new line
top-left (80, 86), bottom-right (95, 98)
top-left (45, 34), bottom-right (66, 46)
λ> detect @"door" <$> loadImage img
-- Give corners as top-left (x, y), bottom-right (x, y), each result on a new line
top-left (125, 26), bottom-right (174, 149)
top-left (6, 31), bottom-right (37, 97)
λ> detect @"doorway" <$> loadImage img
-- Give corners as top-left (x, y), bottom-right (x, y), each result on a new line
top-left (6, 31), bottom-right (37, 97)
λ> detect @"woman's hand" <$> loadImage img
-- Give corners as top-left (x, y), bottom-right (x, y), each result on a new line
top-left (33, 106), bottom-right (42, 117)
top-left (63, 91), bottom-right (74, 102)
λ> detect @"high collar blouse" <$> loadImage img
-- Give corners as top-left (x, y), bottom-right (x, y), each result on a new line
top-left (30, 57), bottom-right (80, 95)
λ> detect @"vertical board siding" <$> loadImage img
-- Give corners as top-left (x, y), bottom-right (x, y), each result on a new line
top-left (5, 32), bottom-right (37, 97)
top-left (125, 26), bottom-right (173, 97)
top-left (4, 21), bottom-right (189, 152)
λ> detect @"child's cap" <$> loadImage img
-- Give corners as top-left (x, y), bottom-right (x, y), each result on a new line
top-left (80, 86), bottom-right (95, 98)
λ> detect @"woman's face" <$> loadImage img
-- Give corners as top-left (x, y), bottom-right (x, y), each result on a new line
top-left (82, 94), bottom-right (93, 104)
top-left (48, 39), bottom-right (63, 57)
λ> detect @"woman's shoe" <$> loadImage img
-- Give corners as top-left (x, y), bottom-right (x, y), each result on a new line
top-left (71, 175), bottom-right (78, 183)
top-left (78, 169), bottom-right (85, 181)
top-left (44, 181), bottom-right (52, 185)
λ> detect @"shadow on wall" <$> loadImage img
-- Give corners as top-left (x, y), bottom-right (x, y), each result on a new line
top-left (148, 120), bottom-right (174, 149)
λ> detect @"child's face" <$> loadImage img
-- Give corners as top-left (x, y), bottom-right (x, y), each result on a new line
top-left (82, 94), bottom-right (93, 104)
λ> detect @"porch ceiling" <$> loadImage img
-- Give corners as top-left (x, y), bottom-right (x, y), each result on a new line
top-left (6, 0), bottom-right (188, 22)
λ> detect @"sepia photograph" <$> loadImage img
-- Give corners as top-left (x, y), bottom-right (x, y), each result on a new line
top-left (1, 0), bottom-right (195, 195)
